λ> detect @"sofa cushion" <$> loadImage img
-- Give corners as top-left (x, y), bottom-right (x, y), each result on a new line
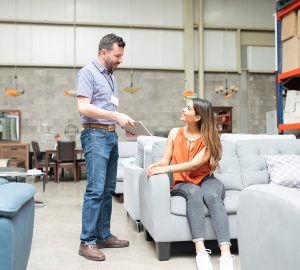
top-left (265, 155), bottom-right (300, 188)
top-left (170, 190), bottom-right (240, 217)
top-left (214, 141), bottom-right (243, 190)
top-left (0, 183), bottom-right (36, 218)
top-left (237, 139), bottom-right (300, 188)
top-left (135, 136), bottom-right (167, 168)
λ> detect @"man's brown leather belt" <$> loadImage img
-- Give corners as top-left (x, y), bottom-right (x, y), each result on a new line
top-left (82, 123), bottom-right (116, 132)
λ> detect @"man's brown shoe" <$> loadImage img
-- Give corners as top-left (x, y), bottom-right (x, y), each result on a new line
top-left (78, 243), bottom-right (106, 261)
top-left (97, 235), bottom-right (129, 248)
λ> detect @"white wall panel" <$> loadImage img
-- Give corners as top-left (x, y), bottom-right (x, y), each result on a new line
top-left (247, 46), bottom-right (275, 73)
top-left (201, 0), bottom-right (274, 29)
top-left (0, 24), bottom-right (16, 63)
top-left (76, 0), bottom-right (131, 25)
top-left (0, 0), bottom-right (74, 21)
top-left (131, 29), bottom-right (183, 68)
top-left (76, 27), bottom-right (183, 69)
top-left (76, 0), bottom-right (183, 27)
top-left (204, 30), bottom-right (237, 71)
top-left (0, 0), bottom-right (15, 19)
top-left (31, 26), bottom-right (74, 65)
top-left (0, 0), bottom-right (183, 27)
top-left (76, 27), bottom-right (131, 66)
top-left (16, 25), bottom-right (32, 63)
top-left (132, 0), bottom-right (183, 27)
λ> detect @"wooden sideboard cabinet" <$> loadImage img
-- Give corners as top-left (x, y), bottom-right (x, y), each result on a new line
top-left (0, 143), bottom-right (29, 169)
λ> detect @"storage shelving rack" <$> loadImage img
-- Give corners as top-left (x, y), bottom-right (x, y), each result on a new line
top-left (213, 107), bottom-right (232, 133)
top-left (276, 0), bottom-right (300, 133)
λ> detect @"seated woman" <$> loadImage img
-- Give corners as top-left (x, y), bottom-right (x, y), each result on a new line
top-left (147, 98), bottom-right (234, 270)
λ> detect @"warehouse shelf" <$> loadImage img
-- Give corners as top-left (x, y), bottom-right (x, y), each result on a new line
top-left (213, 107), bottom-right (232, 133)
top-left (278, 122), bottom-right (300, 132)
top-left (277, 0), bottom-right (300, 18)
top-left (276, 0), bottom-right (300, 134)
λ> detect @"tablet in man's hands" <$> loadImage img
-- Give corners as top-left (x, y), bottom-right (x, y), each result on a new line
top-left (124, 121), bottom-right (152, 136)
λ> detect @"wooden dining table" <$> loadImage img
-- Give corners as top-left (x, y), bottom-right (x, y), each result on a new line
top-left (45, 149), bottom-right (84, 182)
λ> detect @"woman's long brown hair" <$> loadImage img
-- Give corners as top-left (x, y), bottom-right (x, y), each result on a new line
top-left (192, 98), bottom-right (222, 172)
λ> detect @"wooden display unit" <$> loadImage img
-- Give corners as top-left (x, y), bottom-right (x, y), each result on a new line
top-left (0, 143), bottom-right (29, 169)
top-left (213, 107), bottom-right (233, 133)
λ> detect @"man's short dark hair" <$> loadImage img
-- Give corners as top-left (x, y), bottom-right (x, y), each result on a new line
top-left (98, 33), bottom-right (126, 51)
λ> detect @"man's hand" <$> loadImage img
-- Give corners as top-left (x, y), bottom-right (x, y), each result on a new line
top-left (115, 112), bottom-right (135, 128)
top-left (125, 130), bottom-right (136, 137)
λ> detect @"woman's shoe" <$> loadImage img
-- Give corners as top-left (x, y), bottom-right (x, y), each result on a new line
top-left (196, 249), bottom-right (213, 270)
top-left (219, 254), bottom-right (235, 270)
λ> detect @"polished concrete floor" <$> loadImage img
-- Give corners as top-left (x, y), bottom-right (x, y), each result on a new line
top-left (27, 178), bottom-right (241, 270)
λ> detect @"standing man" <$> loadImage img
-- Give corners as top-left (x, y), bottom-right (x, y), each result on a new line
top-left (77, 33), bottom-right (135, 261)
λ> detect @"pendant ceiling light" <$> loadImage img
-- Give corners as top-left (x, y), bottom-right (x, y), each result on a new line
top-left (64, 0), bottom-right (77, 97)
top-left (182, 80), bottom-right (197, 100)
top-left (5, 0), bottom-right (24, 97)
top-left (214, 78), bottom-right (239, 99)
top-left (213, 1), bottom-right (239, 100)
top-left (123, 0), bottom-right (141, 94)
top-left (123, 70), bottom-right (140, 94)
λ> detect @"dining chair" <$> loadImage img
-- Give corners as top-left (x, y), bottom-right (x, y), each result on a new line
top-left (31, 141), bottom-right (57, 182)
top-left (76, 158), bottom-right (86, 181)
top-left (56, 141), bottom-right (77, 182)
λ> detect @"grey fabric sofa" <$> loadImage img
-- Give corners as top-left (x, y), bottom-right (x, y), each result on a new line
top-left (139, 139), bottom-right (300, 261)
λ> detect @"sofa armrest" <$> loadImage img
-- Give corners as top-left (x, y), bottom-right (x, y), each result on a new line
top-left (0, 183), bottom-right (36, 218)
top-left (123, 160), bottom-right (144, 220)
top-left (238, 184), bottom-right (300, 270)
top-left (139, 173), bottom-right (173, 239)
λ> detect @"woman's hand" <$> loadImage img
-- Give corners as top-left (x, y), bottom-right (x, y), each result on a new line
top-left (147, 164), bottom-right (168, 176)
top-left (146, 163), bottom-right (159, 175)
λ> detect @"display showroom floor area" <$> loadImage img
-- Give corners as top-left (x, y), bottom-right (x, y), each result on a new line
top-left (27, 178), bottom-right (241, 270)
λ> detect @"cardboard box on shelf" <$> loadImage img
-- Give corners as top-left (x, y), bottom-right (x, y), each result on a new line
top-left (284, 90), bottom-right (300, 112)
top-left (298, 9), bottom-right (300, 37)
top-left (283, 112), bottom-right (300, 124)
top-left (281, 10), bottom-right (297, 41)
top-left (282, 36), bottom-right (300, 73)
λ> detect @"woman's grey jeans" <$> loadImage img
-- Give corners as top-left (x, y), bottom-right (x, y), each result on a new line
top-left (171, 175), bottom-right (231, 246)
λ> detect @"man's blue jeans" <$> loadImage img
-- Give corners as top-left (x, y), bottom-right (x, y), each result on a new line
top-left (80, 128), bottom-right (119, 244)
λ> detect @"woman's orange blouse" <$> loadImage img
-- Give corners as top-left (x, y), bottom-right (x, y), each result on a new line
top-left (171, 128), bottom-right (211, 187)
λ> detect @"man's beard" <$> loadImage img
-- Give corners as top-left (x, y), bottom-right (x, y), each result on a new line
top-left (105, 59), bottom-right (118, 74)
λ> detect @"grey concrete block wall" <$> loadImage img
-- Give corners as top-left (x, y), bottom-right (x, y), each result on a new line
top-left (0, 67), bottom-right (276, 150)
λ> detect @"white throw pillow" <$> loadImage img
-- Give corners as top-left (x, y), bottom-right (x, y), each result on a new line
top-left (265, 155), bottom-right (300, 189)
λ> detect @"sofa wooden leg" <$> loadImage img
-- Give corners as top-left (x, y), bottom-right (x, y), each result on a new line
top-left (155, 242), bottom-right (170, 261)
top-left (118, 194), bottom-right (124, 203)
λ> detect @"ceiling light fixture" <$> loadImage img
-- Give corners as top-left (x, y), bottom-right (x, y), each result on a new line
top-left (64, 0), bottom-right (77, 97)
top-left (123, 0), bottom-right (140, 94)
top-left (214, 78), bottom-right (239, 99)
top-left (5, 0), bottom-right (25, 97)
